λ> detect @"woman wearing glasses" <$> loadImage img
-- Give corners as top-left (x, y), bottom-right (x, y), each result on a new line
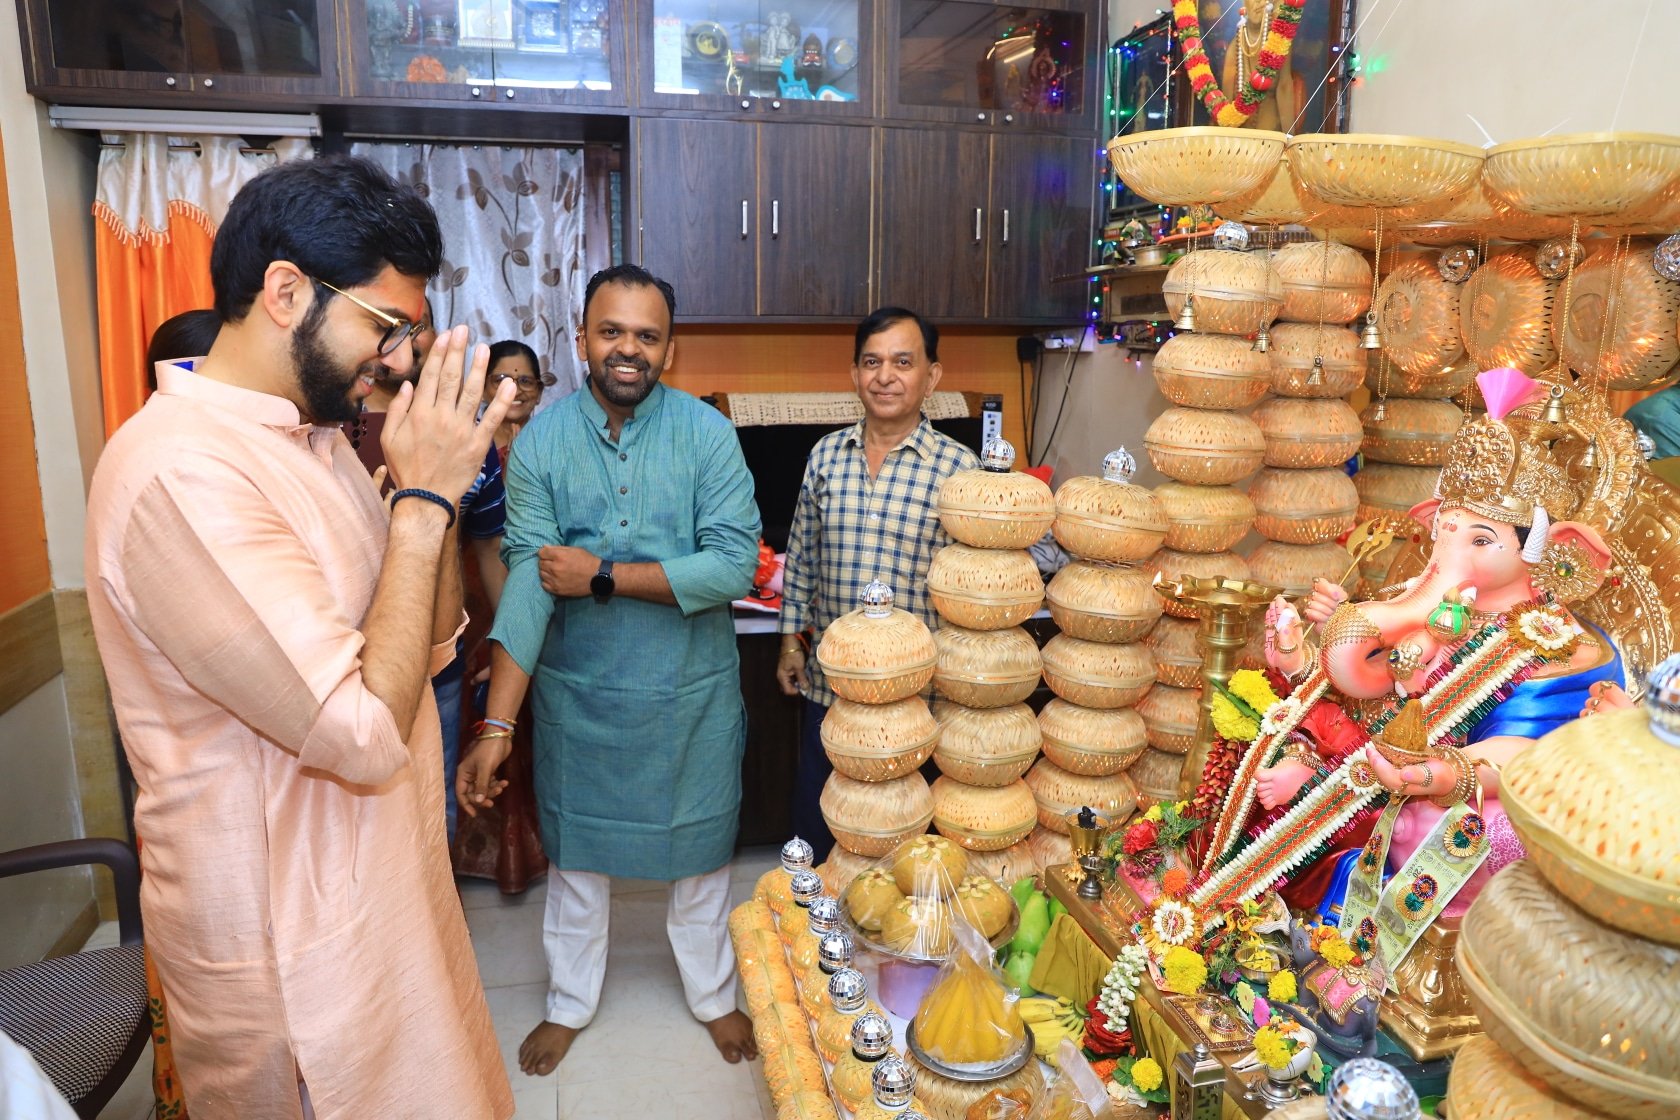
top-left (482, 339), bottom-right (557, 468)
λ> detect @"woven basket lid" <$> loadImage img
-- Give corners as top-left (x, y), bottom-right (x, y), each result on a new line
top-left (1152, 334), bottom-right (1272, 410)
top-left (820, 772), bottom-right (934, 857)
top-left (821, 697), bottom-right (941, 782)
top-left (1254, 398), bottom-right (1364, 469)
top-left (1268, 323), bottom-right (1366, 399)
top-left (937, 445), bottom-right (1056, 549)
top-left (1038, 699), bottom-right (1148, 776)
top-left (1366, 354), bottom-right (1479, 400)
top-left (930, 701), bottom-right (1042, 787)
top-left (1141, 615), bottom-right (1203, 689)
top-left (926, 544), bottom-right (1044, 631)
top-left (1128, 748), bottom-right (1187, 805)
top-left (1459, 861), bottom-right (1680, 1120)
top-left (1361, 398), bottom-right (1465, 467)
top-left (1052, 458), bottom-right (1170, 563)
top-left (930, 776), bottom-right (1038, 852)
top-left (1145, 408), bottom-right (1268, 487)
top-left (1483, 132), bottom-right (1680, 220)
top-left (1552, 240), bottom-right (1680, 391)
top-left (1447, 1036), bottom-right (1613, 1120)
top-left (1162, 249), bottom-right (1286, 337)
top-left (1246, 540), bottom-right (1350, 601)
top-left (1040, 635), bottom-right (1156, 710)
top-left (1105, 126), bottom-right (1287, 207)
top-left (1502, 705), bottom-right (1680, 946)
top-left (931, 624), bottom-right (1042, 709)
top-left (1045, 560), bottom-right (1163, 643)
top-left (1376, 255), bottom-right (1468, 375)
top-left (1460, 250), bottom-right (1561, 374)
top-left (1286, 133), bottom-right (1486, 213)
top-left (1136, 682), bottom-right (1201, 754)
top-left (1214, 156), bottom-right (1321, 225)
top-left (1147, 549), bottom-right (1254, 618)
top-left (1271, 239), bottom-right (1373, 325)
top-left (1250, 467), bottom-right (1360, 545)
top-left (817, 586), bottom-right (938, 704)
top-left (1154, 482), bottom-right (1257, 554)
top-left (1023, 759), bottom-right (1137, 835)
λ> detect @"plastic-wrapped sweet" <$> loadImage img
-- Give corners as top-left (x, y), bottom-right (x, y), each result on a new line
top-left (892, 833), bottom-right (971, 897)
top-left (951, 874), bottom-right (1014, 939)
top-left (912, 923), bottom-right (1028, 1067)
top-left (882, 895), bottom-right (956, 957)
top-left (844, 867), bottom-right (906, 932)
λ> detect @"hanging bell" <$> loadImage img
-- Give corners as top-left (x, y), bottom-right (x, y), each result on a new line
top-left (1359, 312), bottom-right (1383, 350)
top-left (1251, 324), bottom-right (1270, 353)
top-left (1174, 294), bottom-right (1197, 332)
top-left (1307, 355), bottom-right (1325, 386)
top-left (1540, 383), bottom-right (1568, 425)
top-left (1371, 399), bottom-right (1388, 422)
top-left (1579, 438), bottom-right (1598, 470)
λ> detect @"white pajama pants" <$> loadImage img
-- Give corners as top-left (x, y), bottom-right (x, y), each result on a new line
top-left (541, 864), bottom-right (738, 1028)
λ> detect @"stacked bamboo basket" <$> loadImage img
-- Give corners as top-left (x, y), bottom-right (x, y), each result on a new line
top-left (1444, 700), bottom-right (1680, 1120)
top-left (1245, 240), bottom-right (1369, 608)
top-left (1140, 245), bottom-right (1277, 799)
top-left (925, 438), bottom-right (1054, 881)
top-left (813, 580), bottom-right (940, 893)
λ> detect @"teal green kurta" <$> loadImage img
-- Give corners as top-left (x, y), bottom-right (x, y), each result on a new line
top-left (490, 383), bottom-right (760, 881)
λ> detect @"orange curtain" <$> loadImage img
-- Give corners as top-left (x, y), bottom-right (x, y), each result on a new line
top-left (95, 204), bottom-right (215, 438)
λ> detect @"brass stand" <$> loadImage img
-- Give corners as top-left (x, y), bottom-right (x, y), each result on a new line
top-left (1151, 575), bottom-right (1280, 800)
top-left (1378, 923), bottom-right (1483, 1061)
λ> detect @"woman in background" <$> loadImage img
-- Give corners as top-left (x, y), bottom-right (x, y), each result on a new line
top-left (482, 339), bottom-right (556, 471)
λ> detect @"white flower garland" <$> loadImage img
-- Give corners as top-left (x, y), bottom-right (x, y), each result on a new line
top-left (1097, 943), bottom-right (1149, 1034)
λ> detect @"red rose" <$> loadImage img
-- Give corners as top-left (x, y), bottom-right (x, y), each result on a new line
top-left (1122, 820), bottom-right (1160, 854)
top-left (1297, 698), bottom-right (1369, 764)
top-left (1082, 997), bottom-right (1136, 1057)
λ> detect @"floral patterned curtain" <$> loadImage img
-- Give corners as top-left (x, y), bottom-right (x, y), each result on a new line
top-left (353, 142), bottom-right (588, 407)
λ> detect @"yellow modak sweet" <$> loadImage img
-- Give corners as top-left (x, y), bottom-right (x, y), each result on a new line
top-left (913, 950), bottom-right (1026, 1065)
top-left (891, 833), bottom-right (970, 897)
top-left (881, 896), bottom-right (954, 956)
top-left (844, 868), bottom-right (905, 932)
top-left (952, 875), bottom-right (1013, 939)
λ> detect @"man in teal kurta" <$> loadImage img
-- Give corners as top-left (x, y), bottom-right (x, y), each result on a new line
top-left (458, 265), bottom-right (761, 1075)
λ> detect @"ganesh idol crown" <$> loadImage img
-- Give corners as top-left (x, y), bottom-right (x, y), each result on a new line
top-left (1185, 367), bottom-right (1660, 998)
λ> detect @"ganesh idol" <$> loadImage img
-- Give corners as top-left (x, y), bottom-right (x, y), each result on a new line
top-left (1189, 368), bottom-right (1633, 972)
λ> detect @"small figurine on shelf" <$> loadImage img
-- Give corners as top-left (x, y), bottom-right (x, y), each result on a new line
top-left (799, 33), bottom-right (823, 68)
top-left (760, 11), bottom-right (800, 66)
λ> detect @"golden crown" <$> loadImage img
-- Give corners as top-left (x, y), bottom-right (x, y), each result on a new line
top-left (1435, 410), bottom-right (1578, 528)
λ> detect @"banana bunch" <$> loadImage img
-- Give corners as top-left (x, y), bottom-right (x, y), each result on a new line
top-left (1020, 996), bottom-right (1086, 1066)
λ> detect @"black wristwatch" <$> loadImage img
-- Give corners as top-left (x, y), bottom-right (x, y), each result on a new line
top-left (590, 559), bottom-right (616, 604)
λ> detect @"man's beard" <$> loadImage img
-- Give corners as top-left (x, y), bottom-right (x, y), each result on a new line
top-left (588, 354), bottom-right (660, 409)
top-left (290, 307), bottom-right (371, 424)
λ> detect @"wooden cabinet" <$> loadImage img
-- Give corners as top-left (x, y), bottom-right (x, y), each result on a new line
top-left (16, 0), bottom-right (341, 102)
top-left (634, 117), bottom-right (872, 319)
top-left (878, 127), bottom-right (1092, 322)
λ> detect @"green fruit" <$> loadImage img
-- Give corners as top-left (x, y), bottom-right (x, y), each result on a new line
top-left (1011, 893), bottom-right (1052, 955)
top-left (1048, 896), bottom-right (1068, 923)
top-left (1010, 875), bottom-right (1037, 909)
top-left (1003, 949), bottom-right (1037, 994)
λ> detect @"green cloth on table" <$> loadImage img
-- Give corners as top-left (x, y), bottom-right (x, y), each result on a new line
top-left (490, 383), bottom-right (761, 881)
top-left (1027, 913), bottom-right (1110, 1007)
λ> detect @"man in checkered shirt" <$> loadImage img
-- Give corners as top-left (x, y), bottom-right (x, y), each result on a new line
top-left (775, 307), bottom-right (979, 860)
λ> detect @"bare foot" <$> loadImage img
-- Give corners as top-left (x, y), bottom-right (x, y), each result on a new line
top-left (518, 1021), bottom-right (580, 1076)
top-left (703, 1010), bottom-right (757, 1064)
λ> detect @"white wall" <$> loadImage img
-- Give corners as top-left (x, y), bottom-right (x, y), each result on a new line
top-left (1032, 339), bottom-right (1171, 488)
top-left (0, 3), bottom-right (103, 591)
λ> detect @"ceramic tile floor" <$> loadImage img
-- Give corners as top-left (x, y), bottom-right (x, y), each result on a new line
top-left (95, 846), bottom-right (786, 1119)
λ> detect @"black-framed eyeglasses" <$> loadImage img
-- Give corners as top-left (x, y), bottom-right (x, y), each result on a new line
top-left (313, 276), bottom-right (421, 357)
top-left (488, 372), bottom-right (545, 391)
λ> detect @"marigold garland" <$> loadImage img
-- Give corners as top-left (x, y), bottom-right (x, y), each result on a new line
top-left (1172, 0), bottom-right (1306, 127)
top-left (1162, 945), bottom-right (1209, 994)
top-left (1252, 1024), bottom-right (1300, 1070)
top-left (1132, 1057), bottom-right (1165, 1093)
top-left (1267, 969), bottom-right (1298, 1002)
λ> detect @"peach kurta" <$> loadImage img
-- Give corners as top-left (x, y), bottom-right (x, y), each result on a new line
top-left (85, 363), bottom-right (513, 1120)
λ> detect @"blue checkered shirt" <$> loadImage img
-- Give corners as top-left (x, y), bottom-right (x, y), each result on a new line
top-left (779, 417), bottom-right (979, 705)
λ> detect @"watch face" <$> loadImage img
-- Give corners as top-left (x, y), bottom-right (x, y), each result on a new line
top-left (591, 571), bottom-right (614, 599)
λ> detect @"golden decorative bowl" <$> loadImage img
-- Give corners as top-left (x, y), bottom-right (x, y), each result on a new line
top-left (817, 604), bottom-right (938, 704)
top-left (821, 696), bottom-right (940, 782)
top-left (1039, 634), bottom-right (1156, 710)
top-left (1483, 131), bottom-right (1680, 220)
top-left (937, 466), bottom-right (1056, 550)
top-left (1214, 156), bottom-right (1323, 226)
top-left (927, 544), bottom-right (1044, 632)
top-left (820, 771), bottom-right (935, 857)
top-left (1051, 473), bottom-right (1170, 564)
top-left (929, 775), bottom-right (1038, 852)
top-left (1145, 548), bottom-right (1253, 618)
top-left (1162, 249), bottom-right (1285, 337)
top-left (1552, 239), bottom-right (1680, 391)
top-left (1105, 126), bottom-right (1287, 207)
top-left (1253, 397), bottom-right (1364, 469)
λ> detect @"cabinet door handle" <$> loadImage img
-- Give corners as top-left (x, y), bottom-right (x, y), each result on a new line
top-left (201, 77), bottom-right (214, 88)
top-left (974, 208), bottom-right (983, 242)
top-left (165, 76), bottom-right (177, 87)
top-left (772, 199), bottom-right (780, 238)
top-left (741, 200), bottom-right (749, 239)
top-left (1002, 209), bottom-right (1010, 244)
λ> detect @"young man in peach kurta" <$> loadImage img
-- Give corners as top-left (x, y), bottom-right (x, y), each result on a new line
top-left (85, 157), bottom-right (514, 1120)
